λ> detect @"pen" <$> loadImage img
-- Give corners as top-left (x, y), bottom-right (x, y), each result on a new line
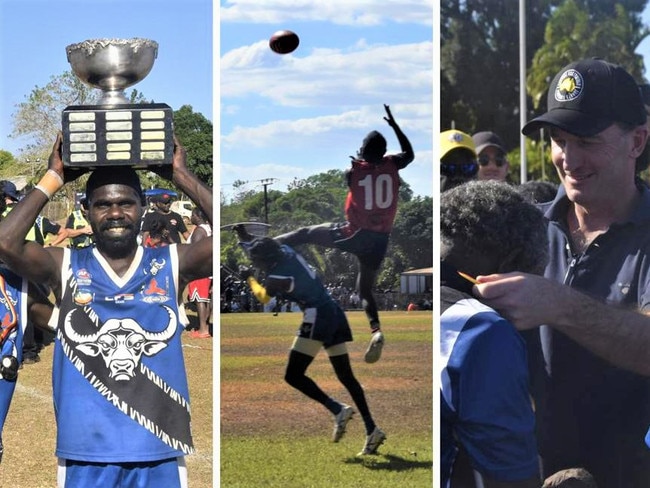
top-left (457, 271), bottom-right (478, 285)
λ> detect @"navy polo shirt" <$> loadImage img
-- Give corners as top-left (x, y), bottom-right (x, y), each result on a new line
top-left (531, 184), bottom-right (650, 486)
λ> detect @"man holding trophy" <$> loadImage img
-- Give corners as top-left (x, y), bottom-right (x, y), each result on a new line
top-left (0, 39), bottom-right (212, 487)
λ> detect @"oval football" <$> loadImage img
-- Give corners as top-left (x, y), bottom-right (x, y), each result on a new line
top-left (269, 30), bottom-right (299, 54)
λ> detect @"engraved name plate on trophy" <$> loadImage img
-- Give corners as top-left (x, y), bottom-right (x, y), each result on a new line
top-left (62, 38), bottom-right (174, 168)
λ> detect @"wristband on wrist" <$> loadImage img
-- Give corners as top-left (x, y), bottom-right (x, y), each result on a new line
top-left (35, 170), bottom-right (64, 199)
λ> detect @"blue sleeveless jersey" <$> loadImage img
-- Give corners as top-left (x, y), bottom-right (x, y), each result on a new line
top-left (0, 269), bottom-right (27, 439)
top-left (53, 245), bottom-right (193, 462)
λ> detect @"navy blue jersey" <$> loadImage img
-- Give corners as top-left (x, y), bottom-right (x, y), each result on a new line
top-left (266, 245), bottom-right (353, 347)
top-left (267, 245), bottom-right (332, 308)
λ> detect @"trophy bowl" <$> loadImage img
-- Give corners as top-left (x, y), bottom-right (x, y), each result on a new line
top-left (66, 38), bottom-right (158, 105)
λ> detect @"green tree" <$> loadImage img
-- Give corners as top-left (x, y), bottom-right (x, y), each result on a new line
top-left (0, 150), bottom-right (14, 169)
top-left (11, 71), bottom-right (97, 161)
top-left (442, 0), bottom-right (650, 181)
top-left (527, 0), bottom-right (649, 111)
top-left (441, 0), bottom-right (557, 151)
top-left (173, 105), bottom-right (213, 187)
top-left (390, 196), bottom-right (434, 270)
top-left (219, 170), bottom-right (430, 293)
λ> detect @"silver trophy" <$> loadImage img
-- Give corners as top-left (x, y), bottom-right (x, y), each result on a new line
top-left (62, 38), bottom-right (174, 168)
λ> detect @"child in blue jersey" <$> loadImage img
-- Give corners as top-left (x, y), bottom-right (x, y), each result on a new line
top-left (440, 181), bottom-right (548, 487)
top-left (238, 235), bottom-right (385, 456)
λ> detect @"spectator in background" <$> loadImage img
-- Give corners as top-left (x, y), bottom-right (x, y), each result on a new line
top-left (143, 213), bottom-right (174, 248)
top-left (472, 131), bottom-right (510, 182)
top-left (186, 207), bottom-right (212, 339)
top-left (440, 129), bottom-right (478, 192)
top-left (140, 192), bottom-right (189, 244)
top-left (0, 181), bottom-right (66, 247)
top-left (56, 197), bottom-right (93, 249)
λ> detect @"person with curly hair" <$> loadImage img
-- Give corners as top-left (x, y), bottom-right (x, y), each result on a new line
top-left (440, 180), bottom-right (548, 488)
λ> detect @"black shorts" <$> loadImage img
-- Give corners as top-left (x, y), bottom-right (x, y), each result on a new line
top-left (329, 223), bottom-right (389, 269)
top-left (296, 302), bottom-right (353, 348)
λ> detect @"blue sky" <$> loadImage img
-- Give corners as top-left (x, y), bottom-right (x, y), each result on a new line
top-left (0, 0), bottom-right (213, 156)
top-left (220, 0), bottom-right (434, 200)
top-left (638, 5), bottom-right (650, 82)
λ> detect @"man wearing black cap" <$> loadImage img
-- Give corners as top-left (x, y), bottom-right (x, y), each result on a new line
top-left (471, 131), bottom-right (510, 182)
top-left (473, 58), bottom-right (650, 487)
top-left (140, 192), bottom-right (189, 244)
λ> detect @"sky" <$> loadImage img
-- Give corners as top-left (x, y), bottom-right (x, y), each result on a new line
top-left (0, 0), bottom-right (213, 157)
top-left (219, 0), bottom-right (434, 200)
top-left (638, 5), bottom-right (650, 81)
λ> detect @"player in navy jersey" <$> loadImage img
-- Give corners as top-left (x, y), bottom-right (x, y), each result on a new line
top-left (0, 133), bottom-right (212, 487)
top-left (441, 181), bottom-right (548, 487)
top-left (274, 104), bottom-right (414, 364)
top-left (239, 236), bottom-right (385, 456)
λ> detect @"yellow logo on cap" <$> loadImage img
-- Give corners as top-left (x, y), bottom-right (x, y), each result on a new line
top-left (555, 69), bottom-right (583, 102)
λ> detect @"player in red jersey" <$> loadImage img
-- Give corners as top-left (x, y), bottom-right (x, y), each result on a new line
top-left (275, 104), bottom-right (414, 363)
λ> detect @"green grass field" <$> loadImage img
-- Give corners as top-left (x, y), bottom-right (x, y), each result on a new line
top-left (220, 310), bottom-right (433, 487)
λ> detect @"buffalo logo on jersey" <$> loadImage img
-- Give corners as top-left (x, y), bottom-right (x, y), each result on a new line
top-left (64, 305), bottom-right (177, 381)
top-left (555, 69), bottom-right (583, 102)
top-left (148, 258), bottom-right (166, 277)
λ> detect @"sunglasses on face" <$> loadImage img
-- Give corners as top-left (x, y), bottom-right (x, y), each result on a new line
top-left (441, 161), bottom-right (478, 177)
top-left (478, 155), bottom-right (506, 167)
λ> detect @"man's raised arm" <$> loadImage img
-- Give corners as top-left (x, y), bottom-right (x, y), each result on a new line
top-left (162, 136), bottom-right (213, 283)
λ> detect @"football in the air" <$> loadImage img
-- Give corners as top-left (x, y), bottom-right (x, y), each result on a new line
top-left (269, 30), bottom-right (300, 54)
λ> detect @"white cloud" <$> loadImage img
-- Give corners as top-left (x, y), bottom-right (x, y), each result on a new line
top-left (220, 0), bottom-right (433, 26)
top-left (221, 40), bottom-right (433, 108)
top-left (221, 104), bottom-right (430, 149)
top-left (219, 5), bottom-right (433, 198)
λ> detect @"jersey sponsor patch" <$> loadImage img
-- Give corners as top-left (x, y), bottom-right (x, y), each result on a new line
top-left (74, 290), bottom-right (94, 306)
top-left (75, 268), bottom-right (92, 286)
